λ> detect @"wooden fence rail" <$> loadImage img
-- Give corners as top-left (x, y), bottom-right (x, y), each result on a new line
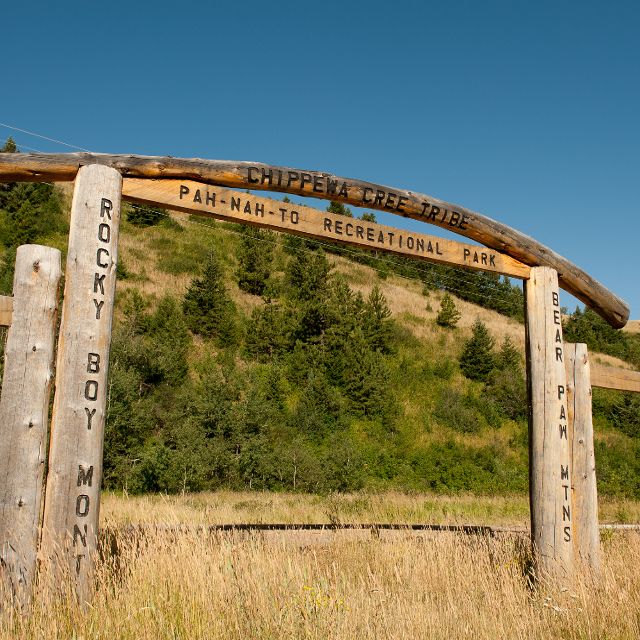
top-left (0, 296), bottom-right (12, 327)
top-left (590, 364), bottom-right (640, 393)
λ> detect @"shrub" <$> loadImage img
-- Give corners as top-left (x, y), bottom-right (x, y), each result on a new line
top-left (434, 388), bottom-right (482, 434)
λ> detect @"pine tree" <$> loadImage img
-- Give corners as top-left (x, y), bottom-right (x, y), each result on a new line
top-left (126, 203), bottom-right (165, 226)
top-left (363, 285), bottom-right (394, 353)
top-left (342, 328), bottom-right (393, 419)
top-left (459, 319), bottom-right (496, 381)
top-left (361, 212), bottom-right (376, 222)
top-left (0, 137), bottom-right (17, 153)
top-left (236, 226), bottom-right (274, 296)
top-left (436, 293), bottom-right (461, 328)
top-left (285, 249), bottom-right (331, 301)
top-left (0, 182), bottom-right (66, 248)
top-left (183, 252), bottom-right (238, 345)
top-left (326, 200), bottom-right (353, 217)
top-left (496, 336), bottom-right (521, 370)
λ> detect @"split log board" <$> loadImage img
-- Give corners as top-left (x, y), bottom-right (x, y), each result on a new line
top-left (565, 343), bottom-right (600, 575)
top-left (0, 153), bottom-right (628, 327)
top-left (122, 179), bottom-right (531, 279)
top-left (0, 296), bottom-right (12, 326)
top-left (0, 245), bottom-right (62, 608)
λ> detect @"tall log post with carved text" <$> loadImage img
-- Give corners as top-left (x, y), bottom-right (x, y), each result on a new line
top-left (40, 165), bottom-right (121, 602)
top-left (525, 266), bottom-right (574, 580)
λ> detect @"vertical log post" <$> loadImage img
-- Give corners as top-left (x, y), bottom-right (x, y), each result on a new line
top-left (40, 165), bottom-right (122, 602)
top-left (0, 245), bottom-right (62, 608)
top-left (565, 343), bottom-right (601, 575)
top-left (525, 266), bottom-right (574, 581)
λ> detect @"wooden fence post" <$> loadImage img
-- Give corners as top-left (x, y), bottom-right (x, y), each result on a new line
top-left (0, 245), bottom-right (62, 608)
top-left (565, 343), bottom-right (601, 575)
top-left (525, 266), bottom-right (574, 581)
top-left (40, 165), bottom-right (122, 602)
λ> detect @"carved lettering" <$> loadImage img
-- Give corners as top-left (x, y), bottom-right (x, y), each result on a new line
top-left (93, 299), bottom-right (104, 319)
top-left (98, 223), bottom-right (111, 243)
top-left (94, 273), bottom-right (105, 295)
top-left (76, 494), bottom-right (90, 517)
top-left (77, 465), bottom-right (94, 487)
top-left (100, 198), bottom-right (112, 220)
top-left (73, 524), bottom-right (88, 548)
top-left (84, 407), bottom-right (96, 430)
top-left (87, 352), bottom-right (100, 374)
top-left (96, 248), bottom-right (109, 268)
top-left (84, 380), bottom-right (98, 402)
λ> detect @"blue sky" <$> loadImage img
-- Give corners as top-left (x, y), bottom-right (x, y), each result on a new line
top-left (2, 0), bottom-right (638, 318)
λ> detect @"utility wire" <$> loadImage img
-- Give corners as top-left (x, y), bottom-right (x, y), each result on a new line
top-left (0, 121), bottom-right (92, 152)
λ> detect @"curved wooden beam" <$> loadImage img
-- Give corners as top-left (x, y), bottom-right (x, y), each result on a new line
top-left (0, 152), bottom-right (629, 327)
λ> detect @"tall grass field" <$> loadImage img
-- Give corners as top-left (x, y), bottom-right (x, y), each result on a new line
top-left (1, 492), bottom-right (638, 639)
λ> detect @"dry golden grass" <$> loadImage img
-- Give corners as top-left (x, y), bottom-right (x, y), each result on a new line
top-left (2, 526), bottom-right (638, 639)
top-left (99, 491), bottom-right (640, 529)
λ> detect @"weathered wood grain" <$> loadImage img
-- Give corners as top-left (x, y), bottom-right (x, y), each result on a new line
top-left (590, 363), bottom-right (640, 393)
top-left (0, 245), bottom-right (62, 609)
top-left (0, 296), bottom-right (12, 327)
top-left (0, 153), bottom-right (628, 328)
top-left (122, 178), bottom-right (531, 279)
top-left (40, 165), bottom-right (122, 604)
top-left (565, 343), bottom-right (600, 575)
top-left (525, 267), bottom-right (574, 581)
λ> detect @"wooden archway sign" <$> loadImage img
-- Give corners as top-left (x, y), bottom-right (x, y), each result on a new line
top-left (0, 155), bottom-right (633, 604)
top-left (0, 152), bottom-right (629, 328)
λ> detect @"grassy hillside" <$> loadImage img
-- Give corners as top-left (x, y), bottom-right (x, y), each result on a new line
top-left (0, 177), bottom-right (639, 497)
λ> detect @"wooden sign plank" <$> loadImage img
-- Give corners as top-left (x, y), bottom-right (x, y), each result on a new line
top-left (122, 178), bottom-right (531, 280)
top-left (565, 343), bottom-right (601, 575)
top-left (0, 153), bottom-right (629, 328)
top-left (590, 363), bottom-right (640, 393)
top-left (525, 267), bottom-right (574, 581)
top-left (0, 245), bottom-right (62, 608)
top-left (0, 295), bottom-right (12, 327)
top-left (40, 165), bottom-right (122, 603)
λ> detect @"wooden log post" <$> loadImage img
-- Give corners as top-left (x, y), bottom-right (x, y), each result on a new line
top-left (565, 343), bottom-right (601, 575)
top-left (525, 266), bottom-right (574, 581)
top-left (0, 245), bottom-right (62, 608)
top-left (40, 165), bottom-right (122, 602)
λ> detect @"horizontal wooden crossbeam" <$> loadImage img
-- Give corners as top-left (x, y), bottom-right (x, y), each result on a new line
top-left (590, 364), bottom-right (640, 393)
top-left (0, 296), bottom-right (12, 327)
top-left (0, 153), bottom-right (629, 328)
top-left (122, 179), bottom-right (531, 279)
